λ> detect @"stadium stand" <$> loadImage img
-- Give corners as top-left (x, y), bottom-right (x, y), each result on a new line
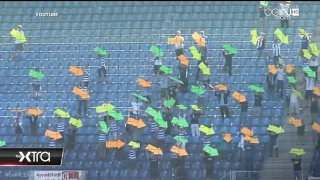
top-left (0, 1), bottom-right (320, 180)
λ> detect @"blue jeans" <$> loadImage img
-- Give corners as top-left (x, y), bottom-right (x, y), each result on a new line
top-left (294, 171), bottom-right (301, 180)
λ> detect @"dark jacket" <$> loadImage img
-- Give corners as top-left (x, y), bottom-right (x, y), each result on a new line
top-left (311, 99), bottom-right (319, 113)
top-left (266, 74), bottom-right (276, 88)
top-left (215, 91), bottom-right (230, 106)
top-left (254, 94), bottom-right (263, 107)
top-left (240, 101), bottom-right (248, 112)
top-left (292, 158), bottom-right (302, 171)
top-left (223, 51), bottom-right (234, 62)
top-left (301, 36), bottom-right (309, 49)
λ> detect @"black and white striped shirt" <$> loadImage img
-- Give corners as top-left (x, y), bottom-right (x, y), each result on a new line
top-left (57, 122), bottom-right (64, 132)
top-left (202, 136), bottom-right (211, 148)
top-left (82, 68), bottom-right (90, 82)
top-left (108, 120), bottom-right (117, 132)
top-left (32, 78), bottom-right (41, 85)
top-left (272, 43), bottom-right (281, 57)
top-left (49, 139), bottom-right (56, 148)
top-left (157, 127), bottom-right (166, 140)
top-left (100, 57), bottom-right (106, 67)
top-left (15, 117), bottom-right (22, 127)
top-left (257, 37), bottom-right (265, 50)
top-left (150, 119), bottom-right (158, 133)
top-left (98, 131), bottom-right (107, 142)
top-left (171, 150), bottom-right (178, 159)
top-left (128, 147), bottom-right (137, 160)
top-left (178, 128), bottom-right (187, 137)
top-left (285, 86), bottom-right (292, 97)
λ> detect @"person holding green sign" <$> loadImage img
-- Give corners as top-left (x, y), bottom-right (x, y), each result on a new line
top-left (291, 154), bottom-right (302, 180)
top-left (154, 56), bottom-right (162, 76)
top-left (159, 71), bottom-right (169, 104)
top-left (78, 82), bottom-right (89, 116)
top-left (259, 2), bottom-right (267, 28)
top-left (31, 68), bottom-right (42, 100)
top-left (304, 72), bottom-right (315, 104)
top-left (98, 54), bottom-right (107, 79)
top-left (12, 25), bottom-right (25, 60)
top-left (268, 125), bottom-right (279, 157)
top-left (223, 49), bottom-right (234, 76)
top-left (309, 55), bottom-right (318, 81)
top-left (254, 92), bottom-right (263, 117)
top-left (66, 124), bottom-right (77, 153)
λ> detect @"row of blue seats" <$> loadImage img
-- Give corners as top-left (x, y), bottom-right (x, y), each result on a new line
top-left (0, 121), bottom-right (279, 137)
top-left (0, 27), bottom-right (313, 39)
top-left (0, 49), bottom-right (302, 60)
top-left (0, 22), bottom-right (316, 35)
top-left (0, 41), bottom-right (302, 51)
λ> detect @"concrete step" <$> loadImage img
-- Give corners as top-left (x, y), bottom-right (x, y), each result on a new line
top-left (259, 170), bottom-right (295, 180)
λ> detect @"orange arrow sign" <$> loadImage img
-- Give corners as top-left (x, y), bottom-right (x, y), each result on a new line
top-left (289, 117), bottom-right (302, 127)
top-left (72, 87), bottom-right (90, 99)
top-left (146, 144), bottom-right (163, 155)
top-left (178, 54), bottom-right (189, 66)
top-left (27, 108), bottom-right (43, 116)
top-left (170, 146), bottom-right (188, 156)
top-left (137, 78), bottom-right (151, 88)
top-left (241, 127), bottom-right (253, 136)
top-left (313, 88), bottom-right (320, 96)
top-left (126, 118), bottom-right (146, 128)
top-left (233, 91), bottom-right (246, 102)
top-left (45, 130), bottom-right (62, 140)
top-left (69, 66), bottom-right (84, 76)
top-left (312, 122), bottom-right (320, 133)
top-left (216, 84), bottom-right (227, 91)
top-left (223, 133), bottom-right (232, 142)
top-left (106, 139), bottom-right (125, 149)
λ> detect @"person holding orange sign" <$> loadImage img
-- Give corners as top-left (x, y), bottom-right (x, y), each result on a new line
top-left (77, 82), bottom-right (89, 116)
top-left (215, 89), bottom-right (231, 123)
top-left (82, 63), bottom-right (90, 88)
top-left (199, 31), bottom-right (207, 62)
top-left (276, 64), bottom-right (285, 100)
top-left (223, 50), bottom-right (234, 76)
top-left (98, 54), bottom-right (107, 79)
top-left (27, 114), bottom-right (38, 141)
top-left (174, 31), bottom-right (185, 59)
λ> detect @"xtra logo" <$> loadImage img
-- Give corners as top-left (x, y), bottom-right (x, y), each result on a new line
top-left (0, 148), bottom-right (63, 166)
top-left (16, 151), bottom-right (50, 163)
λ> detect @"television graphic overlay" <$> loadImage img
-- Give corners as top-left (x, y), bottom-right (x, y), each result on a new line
top-left (0, 148), bottom-right (63, 166)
